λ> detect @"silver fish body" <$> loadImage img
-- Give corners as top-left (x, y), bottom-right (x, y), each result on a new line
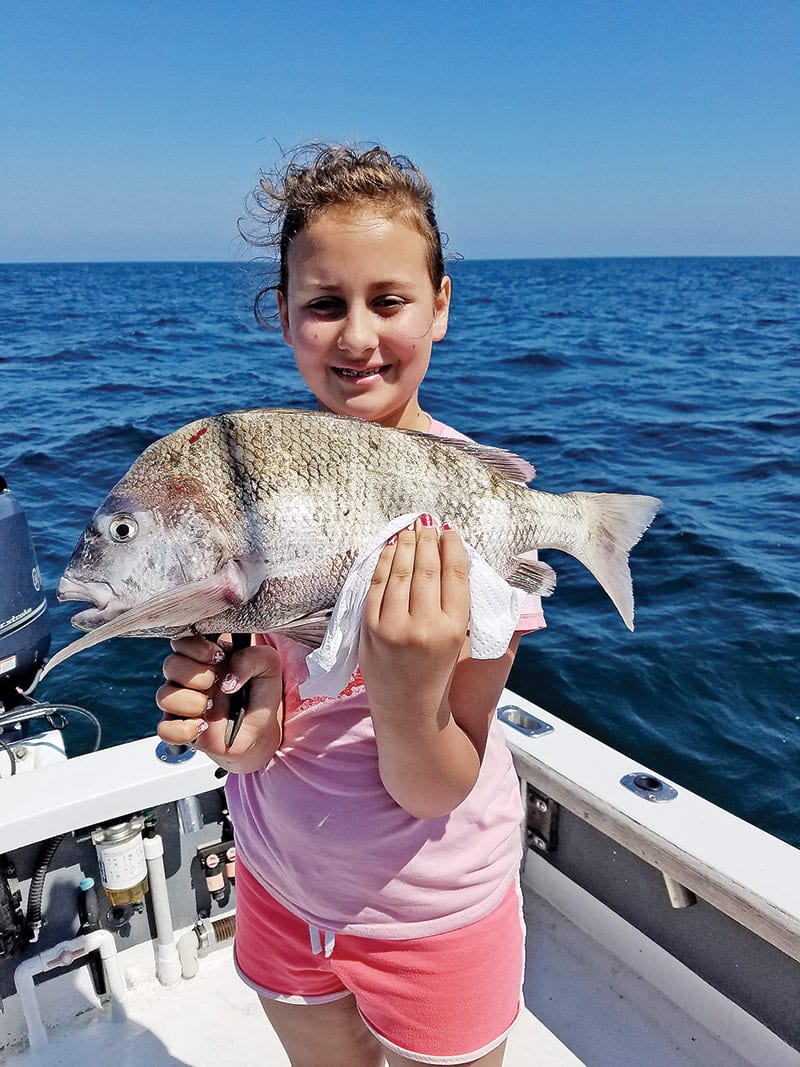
top-left (46, 409), bottom-right (661, 675)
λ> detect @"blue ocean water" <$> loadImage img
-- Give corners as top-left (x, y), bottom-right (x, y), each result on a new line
top-left (1, 258), bottom-right (798, 845)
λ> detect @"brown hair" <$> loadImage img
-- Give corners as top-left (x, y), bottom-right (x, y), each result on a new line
top-left (240, 144), bottom-right (447, 327)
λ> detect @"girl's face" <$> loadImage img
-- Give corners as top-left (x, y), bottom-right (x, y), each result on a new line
top-left (277, 206), bottom-right (450, 429)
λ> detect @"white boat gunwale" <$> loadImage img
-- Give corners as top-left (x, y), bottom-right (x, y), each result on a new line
top-left (498, 689), bottom-right (800, 962)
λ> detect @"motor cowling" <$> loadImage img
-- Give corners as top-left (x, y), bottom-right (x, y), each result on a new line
top-left (0, 475), bottom-right (51, 707)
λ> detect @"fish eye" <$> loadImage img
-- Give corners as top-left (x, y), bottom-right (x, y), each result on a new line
top-left (108, 514), bottom-right (138, 543)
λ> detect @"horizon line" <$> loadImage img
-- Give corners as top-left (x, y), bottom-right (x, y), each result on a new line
top-left (3, 253), bottom-right (799, 268)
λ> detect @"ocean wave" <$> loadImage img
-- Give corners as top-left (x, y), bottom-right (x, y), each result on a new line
top-left (46, 346), bottom-right (100, 362)
top-left (500, 349), bottom-right (569, 369)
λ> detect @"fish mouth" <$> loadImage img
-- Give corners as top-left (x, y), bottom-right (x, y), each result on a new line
top-left (56, 576), bottom-right (129, 631)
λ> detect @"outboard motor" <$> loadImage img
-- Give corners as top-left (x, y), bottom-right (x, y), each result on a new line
top-left (0, 475), bottom-right (51, 708)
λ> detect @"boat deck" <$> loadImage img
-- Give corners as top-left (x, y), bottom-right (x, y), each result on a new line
top-left (7, 871), bottom-right (792, 1067)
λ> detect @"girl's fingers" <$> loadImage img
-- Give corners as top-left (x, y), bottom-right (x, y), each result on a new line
top-left (157, 713), bottom-right (209, 748)
top-left (438, 523), bottom-right (471, 621)
top-left (368, 536), bottom-right (398, 587)
top-left (169, 633), bottom-right (226, 664)
top-left (156, 682), bottom-right (212, 718)
top-left (221, 643), bottom-right (283, 695)
top-left (161, 652), bottom-right (218, 692)
top-left (364, 534), bottom-right (401, 625)
top-left (366, 517), bottom-right (465, 625)
top-left (407, 519), bottom-right (446, 616)
top-left (371, 521), bottom-right (434, 621)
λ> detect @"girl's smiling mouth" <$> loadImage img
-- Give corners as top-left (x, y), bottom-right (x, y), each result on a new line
top-left (333, 365), bottom-right (390, 379)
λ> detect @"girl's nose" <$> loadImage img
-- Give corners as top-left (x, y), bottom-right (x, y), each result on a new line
top-left (336, 306), bottom-right (378, 356)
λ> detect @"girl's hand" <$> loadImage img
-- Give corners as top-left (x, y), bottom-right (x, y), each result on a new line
top-left (359, 517), bottom-right (479, 817)
top-left (156, 634), bottom-right (284, 774)
top-left (360, 517), bottom-right (470, 719)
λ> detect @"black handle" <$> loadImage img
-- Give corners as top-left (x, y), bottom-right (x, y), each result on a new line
top-left (209, 632), bottom-right (251, 748)
top-left (225, 632), bottom-right (251, 747)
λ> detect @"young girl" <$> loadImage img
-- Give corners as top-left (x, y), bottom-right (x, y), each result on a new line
top-left (156, 145), bottom-right (545, 1067)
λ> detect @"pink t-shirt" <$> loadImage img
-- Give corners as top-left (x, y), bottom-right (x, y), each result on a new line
top-left (226, 418), bottom-right (545, 938)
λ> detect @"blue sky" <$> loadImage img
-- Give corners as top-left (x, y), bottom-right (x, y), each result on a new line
top-left (3, 0), bottom-right (798, 261)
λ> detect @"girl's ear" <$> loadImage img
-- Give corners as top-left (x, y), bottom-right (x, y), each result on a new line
top-left (277, 290), bottom-right (292, 345)
top-left (432, 275), bottom-right (451, 342)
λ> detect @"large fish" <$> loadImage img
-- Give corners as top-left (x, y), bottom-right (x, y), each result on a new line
top-left (42, 408), bottom-right (661, 676)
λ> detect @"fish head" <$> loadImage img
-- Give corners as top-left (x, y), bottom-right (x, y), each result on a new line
top-left (57, 467), bottom-right (234, 631)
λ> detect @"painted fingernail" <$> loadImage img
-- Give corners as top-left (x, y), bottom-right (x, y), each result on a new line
top-left (196, 720), bottom-right (209, 737)
top-left (420, 513), bottom-right (434, 527)
top-left (387, 534), bottom-right (398, 546)
top-left (441, 522), bottom-right (453, 531)
top-left (212, 647), bottom-right (225, 664)
top-left (206, 696), bottom-right (214, 711)
top-left (220, 673), bottom-right (238, 694)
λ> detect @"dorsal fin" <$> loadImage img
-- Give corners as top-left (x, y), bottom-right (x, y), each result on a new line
top-left (399, 429), bottom-right (536, 484)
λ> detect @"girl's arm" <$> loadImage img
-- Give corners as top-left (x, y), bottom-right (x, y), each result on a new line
top-left (156, 635), bottom-right (284, 775)
top-left (359, 519), bottom-right (517, 819)
top-left (448, 631), bottom-right (521, 760)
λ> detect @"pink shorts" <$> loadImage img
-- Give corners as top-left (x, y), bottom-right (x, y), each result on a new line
top-left (233, 861), bottom-right (525, 1064)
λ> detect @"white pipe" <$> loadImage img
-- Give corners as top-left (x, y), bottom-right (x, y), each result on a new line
top-left (177, 925), bottom-right (201, 979)
top-left (177, 915), bottom-right (237, 979)
top-left (13, 928), bottom-right (127, 1051)
top-left (94, 927), bottom-right (129, 1023)
top-left (143, 832), bottom-right (181, 986)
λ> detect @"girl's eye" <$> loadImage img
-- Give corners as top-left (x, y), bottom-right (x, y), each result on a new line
top-left (307, 298), bottom-right (343, 316)
top-left (375, 296), bottom-right (406, 311)
top-left (306, 296), bottom-right (406, 316)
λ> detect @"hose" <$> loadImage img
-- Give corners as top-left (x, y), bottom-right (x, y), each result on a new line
top-left (0, 701), bottom-right (102, 753)
top-left (25, 834), bottom-right (67, 942)
top-left (0, 735), bottom-right (17, 776)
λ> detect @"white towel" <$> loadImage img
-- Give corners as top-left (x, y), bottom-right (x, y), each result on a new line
top-left (300, 514), bottom-right (526, 699)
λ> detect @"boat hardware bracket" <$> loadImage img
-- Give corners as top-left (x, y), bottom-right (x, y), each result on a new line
top-left (497, 704), bottom-right (554, 738)
top-left (620, 771), bottom-right (678, 803)
top-left (155, 740), bottom-right (197, 764)
top-left (662, 871), bottom-right (697, 909)
top-left (524, 783), bottom-right (559, 855)
top-left (618, 774), bottom-right (695, 907)
top-left (0, 855), bottom-right (25, 958)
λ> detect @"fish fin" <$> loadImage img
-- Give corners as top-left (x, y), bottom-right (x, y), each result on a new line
top-left (39, 559), bottom-right (268, 679)
top-left (266, 611), bottom-right (332, 648)
top-left (564, 493), bottom-right (662, 631)
top-left (507, 557), bottom-right (558, 597)
top-left (400, 429), bottom-right (536, 484)
top-left (452, 440), bottom-right (535, 483)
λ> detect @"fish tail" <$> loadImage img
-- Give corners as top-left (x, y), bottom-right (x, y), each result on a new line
top-left (564, 492), bottom-right (662, 630)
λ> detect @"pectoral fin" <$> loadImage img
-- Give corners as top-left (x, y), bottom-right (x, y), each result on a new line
top-left (40, 558), bottom-right (268, 679)
top-left (266, 610), bottom-right (333, 648)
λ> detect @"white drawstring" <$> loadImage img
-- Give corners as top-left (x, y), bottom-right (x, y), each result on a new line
top-left (309, 925), bottom-right (336, 958)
